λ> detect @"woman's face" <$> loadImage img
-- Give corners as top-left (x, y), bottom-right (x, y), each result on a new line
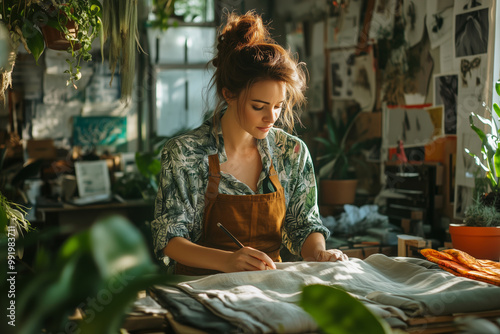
top-left (233, 80), bottom-right (286, 140)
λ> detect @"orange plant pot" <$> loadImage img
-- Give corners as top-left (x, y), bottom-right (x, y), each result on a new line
top-left (41, 21), bottom-right (81, 51)
top-left (449, 224), bottom-right (500, 261)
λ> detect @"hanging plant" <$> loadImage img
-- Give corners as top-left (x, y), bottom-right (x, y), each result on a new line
top-left (102, 0), bottom-right (141, 103)
top-left (0, 191), bottom-right (31, 259)
top-left (0, 0), bottom-right (44, 101)
top-left (0, 0), bottom-right (103, 99)
top-left (38, 0), bottom-right (103, 88)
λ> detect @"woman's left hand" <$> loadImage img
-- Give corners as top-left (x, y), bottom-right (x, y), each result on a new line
top-left (314, 249), bottom-right (349, 262)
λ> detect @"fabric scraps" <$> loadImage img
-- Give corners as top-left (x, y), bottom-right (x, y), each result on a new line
top-left (420, 248), bottom-right (500, 286)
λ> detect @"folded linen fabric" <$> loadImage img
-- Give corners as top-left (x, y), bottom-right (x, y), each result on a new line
top-left (420, 248), bottom-right (500, 286)
top-left (151, 254), bottom-right (500, 333)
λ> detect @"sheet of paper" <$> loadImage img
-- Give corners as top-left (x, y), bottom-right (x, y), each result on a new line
top-left (327, 0), bottom-right (362, 48)
top-left (403, 0), bottom-right (426, 48)
top-left (440, 39), bottom-right (454, 73)
top-left (368, 0), bottom-right (397, 40)
top-left (383, 106), bottom-right (435, 148)
top-left (426, 6), bottom-right (453, 49)
top-left (433, 73), bottom-right (458, 135)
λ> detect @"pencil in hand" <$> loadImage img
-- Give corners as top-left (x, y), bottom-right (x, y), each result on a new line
top-left (217, 222), bottom-right (273, 270)
top-left (217, 222), bottom-right (244, 248)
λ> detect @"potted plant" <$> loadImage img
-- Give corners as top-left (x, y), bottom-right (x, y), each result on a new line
top-left (0, 0), bottom-right (103, 96)
top-left (38, 0), bottom-right (103, 88)
top-left (314, 108), bottom-right (380, 207)
top-left (451, 79), bottom-right (500, 261)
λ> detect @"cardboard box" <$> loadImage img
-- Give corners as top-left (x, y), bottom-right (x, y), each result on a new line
top-left (26, 139), bottom-right (56, 160)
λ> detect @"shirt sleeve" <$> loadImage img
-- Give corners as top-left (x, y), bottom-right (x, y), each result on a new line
top-left (150, 139), bottom-right (202, 262)
top-left (281, 138), bottom-right (330, 256)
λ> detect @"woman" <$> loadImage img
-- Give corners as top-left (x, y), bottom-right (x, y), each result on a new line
top-left (151, 10), bottom-right (348, 275)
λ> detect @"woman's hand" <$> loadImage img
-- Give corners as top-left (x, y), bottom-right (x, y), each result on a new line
top-left (314, 249), bottom-right (349, 262)
top-left (223, 247), bottom-right (276, 272)
top-left (301, 232), bottom-right (348, 262)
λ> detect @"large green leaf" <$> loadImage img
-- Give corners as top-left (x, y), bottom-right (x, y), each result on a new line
top-left (300, 284), bottom-right (391, 334)
top-left (494, 147), bottom-right (500, 178)
top-left (90, 215), bottom-right (155, 279)
top-left (494, 103), bottom-right (500, 120)
top-left (470, 115), bottom-right (495, 169)
top-left (22, 20), bottom-right (44, 64)
top-left (495, 79), bottom-right (500, 97)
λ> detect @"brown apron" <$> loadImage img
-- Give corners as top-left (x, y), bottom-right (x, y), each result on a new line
top-left (175, 154), bottom-right (286, 275)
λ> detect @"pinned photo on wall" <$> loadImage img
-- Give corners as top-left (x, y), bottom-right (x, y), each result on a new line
top-left (434, 74), bottom-right (458, 135)
top-left (73, 116), bottom-right (127, 149)
top-left (327, 0), bottom-right (362, 48)
top-left (329, 49), bottom-right (375, 109)
top-left (424, 105), bottom-right (445, 138)
top-left (457, 54), bottom-right (486, 101)
top-left (425, 5), bottom-right (453, 49)
top-left (403, 0), bottom-right (426, 48)
top-left (382, 106), bottom-right (436, 149)
top-left (351, 48), bottom-right (376, 111)
top-left (329, 49), bottom-right (354, 99)
top-left (454, 0), bottom-right (491, 14)
top-left (454, 8), bottom-right (489, 58)
top-left (368, 0), bottom-right (397, 40)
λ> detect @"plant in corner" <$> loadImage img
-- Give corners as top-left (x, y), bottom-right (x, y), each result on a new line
top-left (451, 79), bottom-right (500, 261)
top-left (313, 108), bottom-right (380, 206)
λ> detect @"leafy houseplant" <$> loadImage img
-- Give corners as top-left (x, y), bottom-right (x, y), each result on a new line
top-left (0, 214), bottom-right (168, 334)
top-left (450, 79), bottom-right (500, 261)
top-left (0, 0), bottom-right (103, 97)
top-left (39, 0), bottom-right (103, 88)
top-left (464, 80), bottom-right (500, 215)
top-left (314, 108), bottom-right (380, 206)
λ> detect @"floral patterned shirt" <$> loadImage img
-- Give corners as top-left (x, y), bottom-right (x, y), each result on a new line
top-left (151, 118), bottom-right (330, 266)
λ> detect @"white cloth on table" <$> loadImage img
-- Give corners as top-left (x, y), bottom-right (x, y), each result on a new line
top-left (153, 254), bottom-right (500, 333)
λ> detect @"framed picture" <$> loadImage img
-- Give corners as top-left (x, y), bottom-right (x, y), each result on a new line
top-left (74, 160), bottom-right (111, 199)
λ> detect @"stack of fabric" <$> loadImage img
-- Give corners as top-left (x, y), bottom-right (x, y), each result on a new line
top-left (420, 248), bottom-right (500, 286)
top-left (150, 254), bottom-right (500, 333)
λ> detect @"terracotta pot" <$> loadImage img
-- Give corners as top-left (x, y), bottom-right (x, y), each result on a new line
top-left (41, 21), bottom-right (80, 51)
top-left (40, 6), bottom-right (81, 51)
top-left (449, 224), bottom-right (500, 261)
top-left (320, 179), bottom-right (358, 206)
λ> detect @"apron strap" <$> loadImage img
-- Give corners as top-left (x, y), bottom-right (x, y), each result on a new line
top-left (268, 161), bottom-right (282, 192)
top-left (206, 154), bottom-right (221, 201)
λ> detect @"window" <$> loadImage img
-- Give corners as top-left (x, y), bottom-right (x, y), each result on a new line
top-left (148, 0), bottom-right (216, 137)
